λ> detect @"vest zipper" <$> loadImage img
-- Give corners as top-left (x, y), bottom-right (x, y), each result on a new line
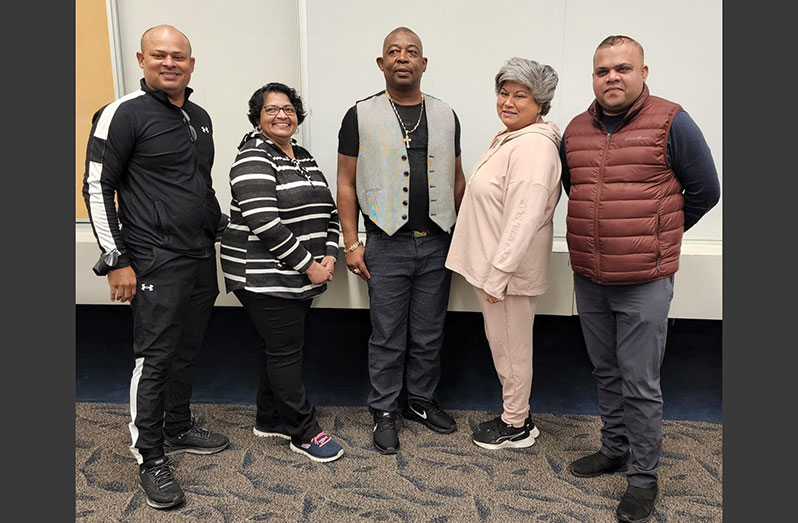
top-left (655, 213), bottom-right (662, 273)
top-left (594, 132), bottom-right (611, 280)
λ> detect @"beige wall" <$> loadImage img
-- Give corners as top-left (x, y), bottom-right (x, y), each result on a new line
top-left (76, 0), bottom-right (116, 219)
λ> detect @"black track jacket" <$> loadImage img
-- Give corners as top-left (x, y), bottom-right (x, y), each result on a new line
top-left (82, 79), bottom-right (221, 275)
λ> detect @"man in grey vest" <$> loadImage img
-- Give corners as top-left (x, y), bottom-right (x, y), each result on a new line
top-left (337, 26), bottom-right (466, 455)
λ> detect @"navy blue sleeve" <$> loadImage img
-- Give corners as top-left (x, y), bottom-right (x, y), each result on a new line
top-left (559, 136), bottom-right (571, 195)
top-left (667, 110), bottom-right (721, 231)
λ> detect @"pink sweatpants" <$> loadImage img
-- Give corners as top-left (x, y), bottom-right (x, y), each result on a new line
top-left (475, 287), bottom-right (538, 427)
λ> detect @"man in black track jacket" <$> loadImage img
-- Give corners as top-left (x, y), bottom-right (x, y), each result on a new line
top-left (82, 24), bottom-right (228, 510)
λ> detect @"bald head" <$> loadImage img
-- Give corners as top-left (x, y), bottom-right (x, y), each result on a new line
top-left (141, 25), bottom-right (192, 56)
top-left (382, 26), bottom-right (423, 55)
top-left (378, 26), bottom-right (427, 95)
top-left (136, 24), bottom-right (195, 105)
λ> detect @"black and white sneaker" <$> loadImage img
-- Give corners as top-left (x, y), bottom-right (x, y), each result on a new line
top-left (477, 414), bottom-right (540, 439)
top-left (472, 415), bottom-right (537, 449)
top-left (138, 456), bottom-right (184, 509)
top-left (373, 410), bottom-right (400, 454)
top-left (402, 399), bottom-right (457, 434)
top-left (525, 414), bottom-right (541, 440)
top-left (164, 422), bottom-right (230, 455)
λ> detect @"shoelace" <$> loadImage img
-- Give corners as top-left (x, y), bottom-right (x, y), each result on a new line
top-left (292, 158), bottom-right (316, 185)
top-left (310, 431), bottom-right (332, 448)
top-left (421, 401), bottom-right (445, 417)
top-left (147, 462), bottom-right (175, 488)
top-left (375, 414), bottom-right (396, 432)
top-left (181, 424), bottom-right (210, 440)
top-left (484, 416), bottom-right (509, 432)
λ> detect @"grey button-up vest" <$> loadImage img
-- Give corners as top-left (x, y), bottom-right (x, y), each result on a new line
top-left (355, 92), bottom-right (456, 235)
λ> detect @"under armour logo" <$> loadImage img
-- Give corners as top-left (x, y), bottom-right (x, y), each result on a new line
top-left (141, 284), bottom-right (154, 291)
top-left (201, 126), bottom-right (210, 133)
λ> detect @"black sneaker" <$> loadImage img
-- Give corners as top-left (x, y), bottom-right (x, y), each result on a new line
top-left (478, 413), bottom-right (541, 440)
top-left (402, 399), bottom-right (457, 434)
top-left (617, 484), bottom-right (658, 522)
top-left (164, 422), bottom-right (230, 455)
top-left (372, 410), bottom-right (400, 454)
top-left (525, 414), bottom-right (541, 440)
top-left (471, 415), bottom-right (535, 449)
top-left (138, 456), bottom-right (184, 509)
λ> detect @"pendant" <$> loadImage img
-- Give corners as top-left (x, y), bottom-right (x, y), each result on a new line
top-left (403, 134), bottom-right (412, 147)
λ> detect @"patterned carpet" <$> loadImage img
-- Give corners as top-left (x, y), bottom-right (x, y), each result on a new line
top-left (76, 403), bottom-right (722, 522)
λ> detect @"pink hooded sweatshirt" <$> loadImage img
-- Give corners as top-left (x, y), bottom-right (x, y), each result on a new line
top-left (445, 121), bottom-right (562, 298)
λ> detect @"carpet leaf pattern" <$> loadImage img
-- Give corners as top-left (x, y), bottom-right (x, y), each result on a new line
top-left (76, 403), bottom-right (721, 522)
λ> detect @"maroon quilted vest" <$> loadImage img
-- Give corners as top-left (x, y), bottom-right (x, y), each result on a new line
top-left (564, 86), bottom-right (683, 284)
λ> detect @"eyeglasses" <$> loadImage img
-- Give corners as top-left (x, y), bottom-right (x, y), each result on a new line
top-left (179, 108), bottom-right (197, 143)
top-left (262, 105), bottom-right (297, 116)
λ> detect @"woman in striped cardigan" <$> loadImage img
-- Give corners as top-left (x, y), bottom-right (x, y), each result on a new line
top-left (220, 83), bottom-right (343, 463)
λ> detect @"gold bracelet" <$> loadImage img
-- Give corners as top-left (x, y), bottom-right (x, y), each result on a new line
top-left (345, 241), bottom-right (363, 254)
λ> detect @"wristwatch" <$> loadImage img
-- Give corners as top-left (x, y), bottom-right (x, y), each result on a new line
top-left (345, 241), bottom-right (363, 254)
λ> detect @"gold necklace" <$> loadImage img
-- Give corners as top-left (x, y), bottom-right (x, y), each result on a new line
top-left (386, 91), bottom-right (425, 147)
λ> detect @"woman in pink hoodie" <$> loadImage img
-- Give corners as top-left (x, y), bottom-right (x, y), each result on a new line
top-left (445, 57), bottom-right (562, 449)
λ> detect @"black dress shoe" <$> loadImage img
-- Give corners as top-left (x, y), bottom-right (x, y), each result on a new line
top-left (617, 484), bottom-right (658, 522)
top-left (569, 450), bottom-right (629, 477)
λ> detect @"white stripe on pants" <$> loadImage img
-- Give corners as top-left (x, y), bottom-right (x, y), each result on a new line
top-left (475, 286), bottom-right (537, 427)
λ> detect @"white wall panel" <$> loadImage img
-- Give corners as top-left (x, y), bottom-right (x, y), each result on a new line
top-left (80, 0), bottom-right (722, 318)
top-left (113, 0), bottom-right (303, 220)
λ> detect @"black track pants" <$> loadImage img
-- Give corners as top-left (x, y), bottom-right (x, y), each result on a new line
top-left (128, 253), bottom-right (218, 464)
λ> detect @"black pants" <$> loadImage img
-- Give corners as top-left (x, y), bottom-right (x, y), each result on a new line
top-left (128, 252), bottom-right (218, 464)
top-left (235, 290), bottom-right (321, 442)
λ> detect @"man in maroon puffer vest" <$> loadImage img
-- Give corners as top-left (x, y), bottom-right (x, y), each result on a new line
top-left (560, 35), bottom-right (720, 523)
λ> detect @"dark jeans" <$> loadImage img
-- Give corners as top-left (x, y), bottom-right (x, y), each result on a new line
top-left (363, 230), bottom-right (452, 412)
top-left (573, 273), bottom-right (674, 488)
top-left (129, 252), bottom-right (218, 464)
top-left (234, 290), bottom-right (321, 442)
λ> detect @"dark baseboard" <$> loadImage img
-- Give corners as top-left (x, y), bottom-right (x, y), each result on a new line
top-left (76, 305), bottom-right (721, 422)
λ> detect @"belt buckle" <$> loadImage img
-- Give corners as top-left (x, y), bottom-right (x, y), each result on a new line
top-left (412, 230), bottom-right (427, 238)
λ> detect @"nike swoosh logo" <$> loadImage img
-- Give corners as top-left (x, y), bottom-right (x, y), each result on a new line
top-left (410, 406), bottom-right (427, 420)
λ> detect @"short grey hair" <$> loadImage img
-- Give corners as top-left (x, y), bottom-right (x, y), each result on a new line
top-left (494, 57), bottom-right (558, 116)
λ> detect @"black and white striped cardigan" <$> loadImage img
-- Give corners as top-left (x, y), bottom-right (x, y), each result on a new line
top-left (220, 132), bottom-right (340, 299)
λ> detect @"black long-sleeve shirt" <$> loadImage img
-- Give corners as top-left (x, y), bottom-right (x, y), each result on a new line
top-left (560, 110), bottom-right (720, 231)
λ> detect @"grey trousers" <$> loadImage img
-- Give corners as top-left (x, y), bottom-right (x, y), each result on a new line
top-left (363, 230), bottom-right (452, 412)
top-left (573, 273), bottom-right (674, 488)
